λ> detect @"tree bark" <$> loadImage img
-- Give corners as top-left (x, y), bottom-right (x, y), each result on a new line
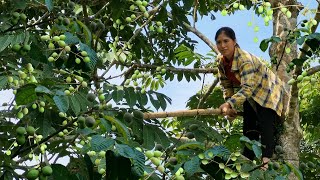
top-left (269, 1), bottom-right (302, 179)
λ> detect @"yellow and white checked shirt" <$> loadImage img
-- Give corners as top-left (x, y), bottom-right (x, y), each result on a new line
top-left (218, 47), bottom-right (287, 117)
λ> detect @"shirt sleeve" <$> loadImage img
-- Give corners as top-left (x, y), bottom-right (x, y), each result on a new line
top-left (218, 65), bottom-right (234, 100)
top-left (227, 58), bottom-right (259, 109)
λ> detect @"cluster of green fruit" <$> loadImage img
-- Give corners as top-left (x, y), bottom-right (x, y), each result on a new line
top-left (287, 70), bottom-right (316, 88)
top-left (77, 115), bottom-right (96, 129)
top-left (9, 63), bottom-right (37, 91)
top-left (13, 126), bottom-right (36, 148)
top-left (300, 19), bottom-right (318, 30)
top-left (26, 165), bottom-right (53, 180)
top-left (63, 75), bottom-right (88, 96)
top-left (87, 150), bottom-right (107, 175)
top-left (55, 15), bottom-right (71, 27)
top-left (148, 21), bottom-right (164, 33)
top-left (128, 0), bottom-right (149, 20)
top-left (221, 2), bottom-right (246, 16)
top-left (123, 110), bottom-right (144, 124)
top-left (10, 11), bottom-right (27, 25)
top-left (145, 149), bottom-right (166, 174)
top-left (11, 43), bottom-right (31, 55)
top-left (300, 161), bottom-right (316, 171)
top-left (31, 101), bottom-right (46, 113)
top-left (89, 19), bottom-right (105, 32)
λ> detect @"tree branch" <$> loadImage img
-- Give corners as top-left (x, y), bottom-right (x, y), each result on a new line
top-left (197, 78), bottom-right (219, 108)
top-left (307, 64), bottom-right (320, 76)
top-left (167, 13), bottom-right (219, 54)
top-left (143, 108), bottom-right (244, 119)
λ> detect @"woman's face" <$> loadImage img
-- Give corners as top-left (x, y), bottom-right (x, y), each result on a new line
top-left (216, 32), bottom-right (236, 60)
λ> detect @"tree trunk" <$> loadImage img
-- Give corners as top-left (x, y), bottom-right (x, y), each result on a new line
top-left (269, 1), bottom-right (302, 179)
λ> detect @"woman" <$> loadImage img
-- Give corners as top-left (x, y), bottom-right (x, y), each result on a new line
top-left (215, 27), bottom-right (287, 168)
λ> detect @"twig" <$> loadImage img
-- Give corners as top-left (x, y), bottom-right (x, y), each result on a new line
top-left (197, 78), bottom-right (219, 108)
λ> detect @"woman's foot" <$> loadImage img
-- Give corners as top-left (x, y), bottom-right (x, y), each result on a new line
top-left (261, 157), bottom-right (270, 171)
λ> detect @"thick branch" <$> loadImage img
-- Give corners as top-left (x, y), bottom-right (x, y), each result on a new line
top-left (307, 64), bottom-right (320, 76)
top-left (167, 13), bottom-right (218, 54)
top-left (115, 62), bottom-right (218, 74)
top-left (144, 108), bottom-right (222, 119)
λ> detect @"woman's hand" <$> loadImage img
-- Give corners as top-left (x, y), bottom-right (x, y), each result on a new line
top-left (219, 102), bottom-right (237, 121)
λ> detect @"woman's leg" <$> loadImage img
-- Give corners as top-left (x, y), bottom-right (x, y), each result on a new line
top-left (242, 100), bottom-right (260, 160)
top-left (255, 103), bottom-right (277, 158)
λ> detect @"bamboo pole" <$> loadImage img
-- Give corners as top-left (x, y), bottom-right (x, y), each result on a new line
top-left (143, 108), bottom-right (243, 119)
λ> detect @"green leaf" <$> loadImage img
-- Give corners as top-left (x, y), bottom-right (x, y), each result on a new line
top-left (0, 35), bottom-right (13, 53)
top-left (45, 0), bottom-right (54, 11)
top-left (0, 76), bottom-right (8, 90)
top-left (156, 93), bottom-right (167, 111)
top-left (285, 162), bottom-right (303, 180)
top-left (177, 142), bottom-right (205, 151)
top-left (124, 87), bottom-right (136, 107)
top-left (64, 32), bottom-right (80, 44)
top-left (53, 95), bottom-right (69, 113)
top-left (148, 94), bottom-right (160, 110)
top-left (35, 85), bottom-right (52, 94)
top-left (111, 88), bottom-right (125, 103)
top-left (137, 92), bottom-right (148, 106)
top-left (252, 144), bottom-right (262, 158)
top-left (292, 58), bottom-right (308, 66)
top-left (296, 36), bottom-right (306, 45)
top-left (143, 124), bottom-right (171, 149)
top-left (184, 156), bottom-right (201, 177)
top-left (259, 39), bottom-right (269, 52)
top-left (48, 164), bottom-right (73, 180)
top-left (77, 21), bottom-right (92, 45)
top-left (240, 136), bottom-right (252, 143)
top-left (15, 84), bottom-right (37, 105)
top-left (104, 116), bottom-right (130, 143)
top-left (131, 149), bottom-right (145, 177)
top-left (115, 143), bottom-right (136, 158)
top-left (90, 135), bottom-right (114, 151)
top-left (207, 146), bottom-right (231, 160)
top-left (70, 96), bottom-right (80, 115)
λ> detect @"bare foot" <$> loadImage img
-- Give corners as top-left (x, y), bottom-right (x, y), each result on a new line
top-left (261, 157), bottom-right (270, 171)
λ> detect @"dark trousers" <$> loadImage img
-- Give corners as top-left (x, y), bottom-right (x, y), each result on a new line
top-left (242, 100), bottom-right (277, 159)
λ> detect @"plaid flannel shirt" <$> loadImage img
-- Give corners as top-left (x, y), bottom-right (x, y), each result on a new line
top-left (218, 47), bottom-right (287, 117)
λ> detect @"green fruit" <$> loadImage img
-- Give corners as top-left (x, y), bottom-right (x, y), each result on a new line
top-left (90, 22), bottom-right (97, 31)
top-left (168, 157), bottom-right (178, 165)
top-left (86, 93), bottom-right (96, 102)
top-left (156, 21), bottom-right (162, 26)
top-left (16, 135), bottom-right (26, 145)
top-left (17, 112), bottom-right (24, 119)
top-left (12, 44), bottom-right (21, 52)
top-left (81, 51), bottom-right (88, 56)
top-left (16, 127), bottom-right (26, 135)
top-left (52, 36), bottom-right (60, 41)
top-left (63, 18), bottom-right (70, 26)
top-left (133, 110), bottom-right (144, 120)
top-left (26, 126), bottom-right (36, 135)
top-left (273, 162), bottom-right (280, 170)
top-left (157, 165), bottom-right (165, 173)
top-left (48, 43), bottom-right (55, 49)
top-left (307, 161), bottom-right (316, 168)
top-left (23, 44), bottom-right (31, 51)
top-left (83, 57), bottom-right (90, 63)
top-left (12, 12), bottom-right (20, 19)
top-left (155, 144), bottom-right (164, 151)
top-left (156, 27), bottom-right (163, 33)
top-left (150, 157), bottom-right (161, 166)
top-left (129, 5), bottom-right (135, 11)
top-left (26, 169), bottom-right (39, 180)
top-left (275, 145), bottom-right (283, 153)
top-left (85, 116), bottom-right (96, 128)
top-left (145, 151), bottom-right (154, 159)
top-left (153, 150), bottom-right (162, 157)
top-left (186, 132), bottom-right (195, 139)
top-left (98, 94), bottom-right (105, 101)
top-left (39, 107), bottom-right (45, 113)
top-left (41, 166), bottom-right (53, 176)
top-left (125, 17), bottom-right (132, 22)
top-left (189, 124), bottom-right (199, 131)
top-left (78, 116), bottom-right (85, 124)
top-left (123, 112), bottom-right (133, 123)
top-left (20, 15), bottom-right (28, 22)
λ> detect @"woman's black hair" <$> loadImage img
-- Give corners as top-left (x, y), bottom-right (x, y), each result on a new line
top-left (215, 27), bottom-right (236, 41)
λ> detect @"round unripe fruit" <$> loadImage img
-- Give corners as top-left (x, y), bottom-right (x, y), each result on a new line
top-left (275, 145), bottom-right (283, 153)
top-left (16, 127), bottom-right (26, 135)
top-left (189, 124), bottom-right (199, 131)
top-left (12, 44), bottom-right (21, 52)
top-left (150, 157), bottom-right (161, 166)
top-left (145, 151), bottom-right (154, 159)
top-left (78, 116), bottom-right (85, 124)
top-left (83, 57), bottom-right (90, 63)
top-left (26, 169), bottom-right (39, 180)
top-left (186, 132), bottom-right (195, 139)
top-left (123, 112), bottom-right (133, 123)
top-left (157, 165), bottom-right (165, 173)
top-left (85, 116), bottom-right (96, 128)
top-left (16, 135), bottom-right (26, 145)
top-left (26, 126), bottom-right (36, 135)
top-left (41, 166), bottom-right (53, 176)
top-left (155, 144), bottom-right (164, 151)
top-left (153, 150), bottom-right (162, 157)
top-left (86, 93), bottom-right (96, 102)
top-left (133, 110), bottom-right (144, 120)
top-left (98, 94), bottom-right (105, 101)
top-left (20, 13), bottom-right (27, 21)
top-left (17, 112), bottom-right (24, 119)
top-left (168, 157), bottom-right (178, 165)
